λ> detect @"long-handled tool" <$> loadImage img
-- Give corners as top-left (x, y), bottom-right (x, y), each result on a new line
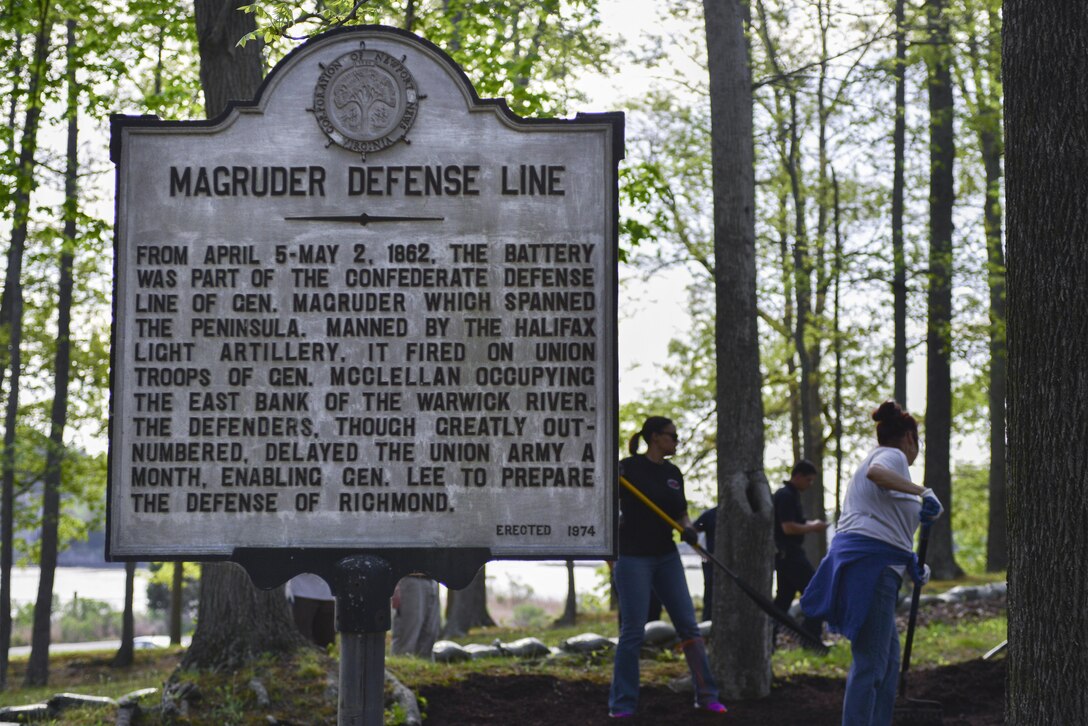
top-left (619, 476), bottom-right (829, 655)
top-left (893, 523), bottom-right (943, 724)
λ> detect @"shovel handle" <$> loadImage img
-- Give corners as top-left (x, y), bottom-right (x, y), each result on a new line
top-left (898, 522), bottom-right (931, 696)
top-left (618, 476), bottom-right (829, 655)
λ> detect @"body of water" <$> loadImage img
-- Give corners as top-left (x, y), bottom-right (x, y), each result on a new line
top-left (11, 566), bottom-right (152, 613)
top-left (10, 556), bottom-right (710, 617)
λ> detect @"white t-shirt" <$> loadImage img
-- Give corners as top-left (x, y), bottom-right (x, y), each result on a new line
top-left (286, 573), bottom-right (334, 601)
top-left (837, 446), bottom-right (921, 553)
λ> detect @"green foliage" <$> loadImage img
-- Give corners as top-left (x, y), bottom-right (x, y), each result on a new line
top-left (209, 683), bottom-right (248, 724)
top-left (950, 462), bottom-right (989, 573)
top-left (240, 0), bottom-right (611, 118)
top-left (512, 603), bottom-right (549, 629)
top-left (57, 596), bottom-right (121, 644)
top-left (145, 562), bottom-right (200, 629)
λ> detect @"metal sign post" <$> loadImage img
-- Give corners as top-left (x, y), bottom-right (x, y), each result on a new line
top-left (333, 555), bottom-right (393, 726)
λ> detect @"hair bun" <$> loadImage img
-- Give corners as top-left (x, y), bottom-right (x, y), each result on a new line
top-left (872, 400), bottom-right (902, 423)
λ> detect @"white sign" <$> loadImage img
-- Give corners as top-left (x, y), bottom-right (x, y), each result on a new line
top-left (108, 28), bottom-right (622, 559)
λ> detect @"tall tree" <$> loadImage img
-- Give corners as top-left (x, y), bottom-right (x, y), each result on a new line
top-left (955, 0), bottom-right (1006, 572)
top-left (181, 0), bottom-right (307, 670)
top-left (1004, 0), bottom-right (1088, 720)
top-left (891, 0), bottom-right (909, 407)
top-left (112, 562), bottom-right (137, 667)
top-left (442, 568), bottom-right (494, 638)
top-left (703, 0), bottom-right (774, 699)
top-left (25, 18), bottom-right (78, 687)
top-left (553, 559), bottom-right (577, 627)
top-left (920, 0), bottom-right (962, 579)
top-left (0, 0), bottom-right (53, 689)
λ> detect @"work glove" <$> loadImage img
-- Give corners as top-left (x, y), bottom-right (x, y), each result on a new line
top-left (913, 562), bottom-right (931, 586)
top-left (681, 526), bottom-right (699, 548)
top-left (920, 488), bottom-right (943, 525)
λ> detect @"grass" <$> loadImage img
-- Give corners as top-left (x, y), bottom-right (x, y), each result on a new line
top-left (0, 648), bottom-right (184, 708)
top-left (0, 607), bottom-right (1006, 724)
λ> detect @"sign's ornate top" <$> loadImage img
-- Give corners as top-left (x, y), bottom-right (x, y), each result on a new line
top-left (313, 46), bottom-right (420, 155)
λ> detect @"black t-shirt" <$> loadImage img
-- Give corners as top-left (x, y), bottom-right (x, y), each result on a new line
top-left (618, 455), bottom-right (687, 556)
top-left (773, 482), bottom-right (806, 557)
top-left (694, 506), bottom-right (717, 554)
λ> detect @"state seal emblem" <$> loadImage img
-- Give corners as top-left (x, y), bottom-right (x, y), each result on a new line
top-left (312, 47), bottom-right (419, 156)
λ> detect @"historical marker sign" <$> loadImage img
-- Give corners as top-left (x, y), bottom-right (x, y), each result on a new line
top-left (108, 27), bottom-right (622, 561)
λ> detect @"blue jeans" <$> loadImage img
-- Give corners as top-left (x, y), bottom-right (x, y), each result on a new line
top-left (609, 550), bottom-right (718, 714)
top-left (842, 566), bottom-right (902, 725)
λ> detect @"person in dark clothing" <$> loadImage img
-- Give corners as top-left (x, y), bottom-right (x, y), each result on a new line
top-left (773, 460), bottom-right (828, 641)
top-left (693, 506), bottom-right (717, 621)
top-left (609, 416), bottom-right (726, 718)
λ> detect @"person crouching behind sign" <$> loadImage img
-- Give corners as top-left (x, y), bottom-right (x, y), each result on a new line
top-left (608, 416), bottom-right (727, 718)
top-left (800, 401), bottom-right (943, 725)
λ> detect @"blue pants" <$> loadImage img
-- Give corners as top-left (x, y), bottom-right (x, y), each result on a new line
top-left (609, 551), bottom-right (718, 714)
top-left (842, 566), bottom-right (902, 725)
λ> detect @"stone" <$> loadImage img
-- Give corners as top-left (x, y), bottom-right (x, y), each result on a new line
top-left (0, 704), bottom-right (49, 722)
top-left (48, 692), bottom-right (117, 716)
top-left (118, 687), bottom-right (158, 707)
top-left (499, 637), bottom-right (551, 658)
top-left (249, 678), bottom-right (271, 707)
top-left (463, 643), bottom-right (503, 659)
top-left (432, 640), bottom-right (471, 663)
top-left (643, 620), bottom-right (677, 647)
top-left (559, 633), bottom-right (613, 654)
top-left (385, 670), bottom-right (422, 726)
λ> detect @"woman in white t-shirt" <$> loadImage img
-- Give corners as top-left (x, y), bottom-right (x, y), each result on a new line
top-left (800, 401), bottom-right (943, 725)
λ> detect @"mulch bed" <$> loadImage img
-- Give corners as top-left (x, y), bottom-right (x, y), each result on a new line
top-left (419, 656), bottom-right (1005, 725)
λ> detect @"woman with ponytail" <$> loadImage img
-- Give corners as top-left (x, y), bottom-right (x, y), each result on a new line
top-left (800, 401), bottom-right (944, 725)
top-left (608, 417), bottom-right (726, 718)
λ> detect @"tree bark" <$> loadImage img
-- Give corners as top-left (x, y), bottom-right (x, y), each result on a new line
top-left (442, 566), bottom-right (494, 638)
top-left (170, 562), bottom-right (183, 645)
top-left (112, 562), bottom-right (136, 668)
top-left (982, 121), bottom-right (1007, 572)
top-left (553, 560), bottom-right (577, 627)
top-left (703, 0), bottom-right (773, 699)
top-left (193, 0), bottom-right (264, 117)
top-left (891, 0), bottom-right (908, 408)
top-left (0, 1), bottom-right (53, 689)
top-left (25, 19), bottom-right (77, 687)
top-left (184, 0), bottom-right (306, 670)
top-left (976, 7), bottom-right (1006, 573)
top-left (182, 563), bottom-right (308, 670)
top-left (1004, 1), bottom-right (1088, 721)
top-left (921, 0), bottom-right (962, 580)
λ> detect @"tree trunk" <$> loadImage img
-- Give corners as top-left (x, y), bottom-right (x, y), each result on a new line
top-left (982, 122), bottom-right (1007, 572)
top-left (553, 560), bottom-right (577, 627)
top-left (0, 3), bottom-right (53, 690)
top-left (920, 0), bottom-right (962, 580)
top-left (183, 0), bottom-right (306, 670)
top-left (974, 9), bottom-right (1007, 572)
top-left (832, 169), bottom-right (844, 520)
top-left (112, 563), bottom-right (136, 668)
top-left (24, 19), bottom-right (77, 687)
top-left (442, 566), bottom-right (494, 638)
top-left (194, 0), bottom-right (264, 117)
top-left (958, 3), bottom-right (1006, 574)
top-left (891, 0), bottom-right (908, 408)
top-left (182, 563), bottom-right (308, 670)
top-left (170, 562), bottom-right (183, 645)
top-left (703, 0), bottom-right (773, 700)
top-left (784, 91), bottom-right (827, 566)
top-left (1004, 2), bottom-right (1088, 721)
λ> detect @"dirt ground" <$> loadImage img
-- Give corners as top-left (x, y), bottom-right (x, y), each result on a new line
top-left (419, 656), bottom-right (1005, 725)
